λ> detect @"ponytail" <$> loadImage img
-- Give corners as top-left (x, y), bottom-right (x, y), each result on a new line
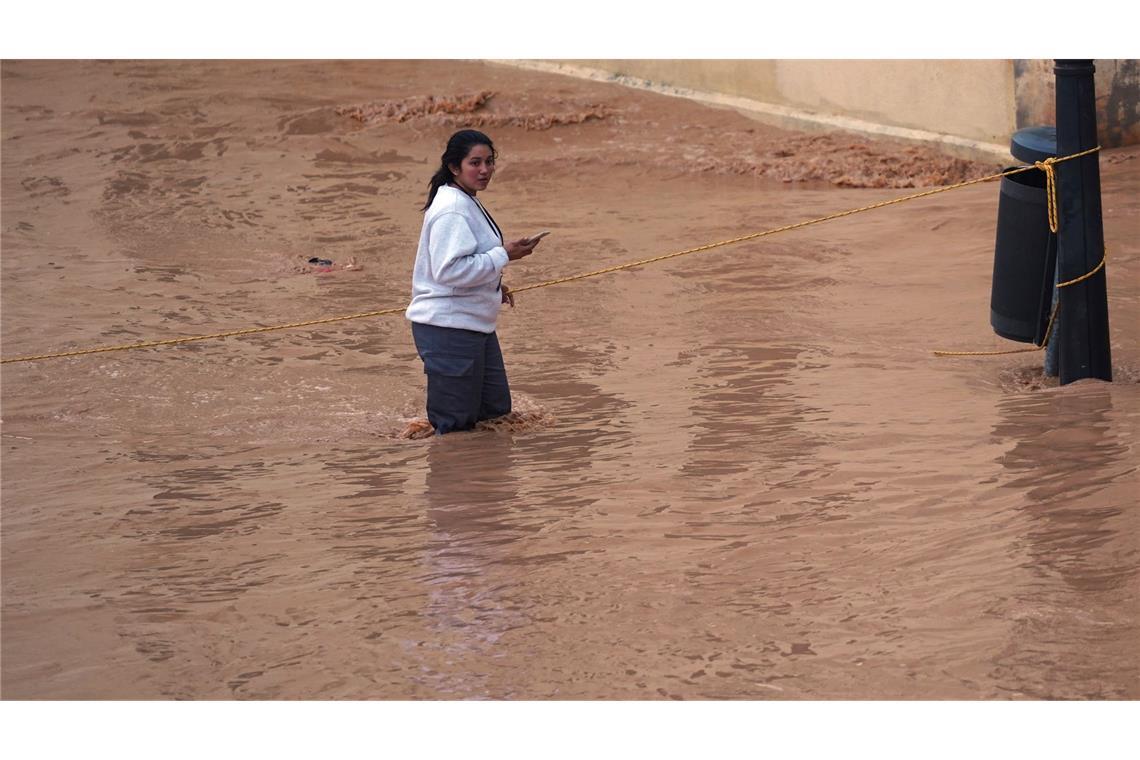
top-left (422, 129), bottom-right (496, 211)
top-left (422, 166), bottom-right (454, 212)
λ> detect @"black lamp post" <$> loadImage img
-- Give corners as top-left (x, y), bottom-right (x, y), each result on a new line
top-left (1054, 59), bottom-right (1112, 383)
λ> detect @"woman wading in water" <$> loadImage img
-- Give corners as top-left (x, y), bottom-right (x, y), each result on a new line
top-left (403, 129), bottom-right (544, 436)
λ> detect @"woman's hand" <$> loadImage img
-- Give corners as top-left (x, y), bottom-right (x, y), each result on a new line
top-left (505, 237), bottom-right (538, 261)
top-left (501, 284), bottom-right (515, 308)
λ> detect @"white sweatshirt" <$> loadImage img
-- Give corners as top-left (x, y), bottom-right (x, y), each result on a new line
top-left (405, 184), bottom-right (510, 334)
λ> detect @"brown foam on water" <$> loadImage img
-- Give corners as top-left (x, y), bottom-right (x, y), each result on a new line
top-left (648, 133), bottom-right (998, 188)
top-left (397, 418), bottom-right (435, 439)
top-left (392, 403), bottom-right (556, 439)
top-left (337, 91), bottom-right (495, 124)
top-left (998, 363), bottom-right (1140, 393)
top-left (395, 411), bottom-right (556, 440)
top-left (336, 92), bottom-right (610, 131)
top-left (998, 366), bottom-right (1062, 393)
top-left (475, 409), bottom-right (557, 433)
top-left (395, 410), bottom-right (557, 440)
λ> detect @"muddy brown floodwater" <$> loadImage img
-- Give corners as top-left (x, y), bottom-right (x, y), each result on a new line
top-left (2, 60), bottom-right (1138, 700)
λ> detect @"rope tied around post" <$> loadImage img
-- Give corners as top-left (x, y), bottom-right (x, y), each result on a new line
top-left (930, 144), bottom-right (1104, 359)
top-left (1034, 155), bottom-right (1061, 233)
top-left (932, 248), bottom-right (1108, 357)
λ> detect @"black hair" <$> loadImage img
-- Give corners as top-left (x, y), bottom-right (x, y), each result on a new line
top-left (422, 129), bottom-right (497, 211)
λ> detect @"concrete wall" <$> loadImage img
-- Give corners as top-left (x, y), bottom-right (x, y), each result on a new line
top-left (532, 60), bottom-right (1139, 159)
top-left (1014, 59), bottom-right (1140, 146)
top-left (575, 60), bottom-right (1017, 145)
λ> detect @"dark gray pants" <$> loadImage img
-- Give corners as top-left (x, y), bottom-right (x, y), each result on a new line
top-left (411, 321), bottom-right (512, 435)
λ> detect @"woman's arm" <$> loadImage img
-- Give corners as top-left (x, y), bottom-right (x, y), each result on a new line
top-left (428, 212), bottom-right (537, 288)
top-left (427, 212), bottom-right (509, 288)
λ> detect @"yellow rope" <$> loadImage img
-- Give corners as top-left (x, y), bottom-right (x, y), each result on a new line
top-left (1, 146), bottom-right (1102, 366)
top-left (1057, 252), bottom-right (1107, 288)
top-left (1035, 156), bottom-right (1061, 234)
top-left (516, 147), bottom-right (1101, 294)
top-left (1, 307), bottom-right (406, 364)
top-left (932, 249), bottom-right (1107, 357)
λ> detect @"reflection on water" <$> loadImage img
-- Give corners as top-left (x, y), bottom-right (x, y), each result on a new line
top-left (988, 386), bottom-right (1139, 699)
top-left (411, 438), bottom-right (526, 695)
top-left (7, 321), bottom-right (1137, 699)
top-left (679, 342), bottom-right (829, 481)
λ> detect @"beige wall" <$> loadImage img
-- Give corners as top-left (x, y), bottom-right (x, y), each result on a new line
top-left (575, 60), bottom-right (1017, 145)
top-left (558, 60), bottom-right (1139, 156)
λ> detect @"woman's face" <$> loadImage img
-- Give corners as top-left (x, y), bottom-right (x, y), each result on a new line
top-left (450, 144), bottom-right (495, 195)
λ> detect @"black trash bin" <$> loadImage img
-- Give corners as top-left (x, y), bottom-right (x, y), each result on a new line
top-left (989, 127), bottom-right (1058, 345)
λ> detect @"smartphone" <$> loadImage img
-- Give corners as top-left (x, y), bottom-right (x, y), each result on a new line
top-left (525, 231), bottom-right (551, 245)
